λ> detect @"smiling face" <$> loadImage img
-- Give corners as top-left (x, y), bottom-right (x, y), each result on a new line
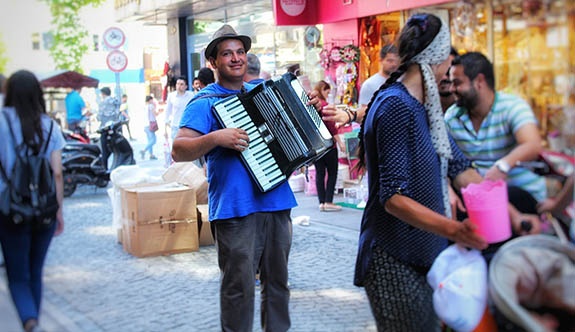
top-left (449, 64), bottom-right (480, 110)
top-left (209, 39), bottom-right (247, 87)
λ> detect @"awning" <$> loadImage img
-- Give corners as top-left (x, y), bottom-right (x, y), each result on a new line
top-left (39, 70), bottom-right (99, 90)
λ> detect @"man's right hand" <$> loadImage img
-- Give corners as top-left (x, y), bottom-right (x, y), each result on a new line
top-left (215, 128), bottom-right (250, 152)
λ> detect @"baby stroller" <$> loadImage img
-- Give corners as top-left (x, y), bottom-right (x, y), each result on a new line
top-left (488, 234), bottom-right (575, 332)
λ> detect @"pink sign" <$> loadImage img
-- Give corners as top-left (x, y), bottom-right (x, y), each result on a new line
top-left (274, 0), bottom-right (317, 25)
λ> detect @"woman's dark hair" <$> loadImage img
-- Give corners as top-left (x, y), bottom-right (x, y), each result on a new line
top-left (145, 95), bottom-right (154, 102)
top-left (3, 70), bottom-right (47, 154)
top-left (356, 13), bottom-right (443, 170)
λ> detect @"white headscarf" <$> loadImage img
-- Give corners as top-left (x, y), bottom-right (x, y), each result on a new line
top-left (411, 16), bottom-right (453, 218)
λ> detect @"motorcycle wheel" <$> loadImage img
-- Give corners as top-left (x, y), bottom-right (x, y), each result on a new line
top-left (96, 177), bottom-right (109, 188)
top-left (63, 175), bottom-right (77, 197)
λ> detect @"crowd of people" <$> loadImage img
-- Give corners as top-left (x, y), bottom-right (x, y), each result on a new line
top-left (1, 10), bottom-right (573, 332)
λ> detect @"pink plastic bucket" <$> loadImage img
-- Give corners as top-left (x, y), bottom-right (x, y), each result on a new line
top-left (461, 180), bottom-right (511, 244)
top-left (304, 166), bottom-right (317, 196)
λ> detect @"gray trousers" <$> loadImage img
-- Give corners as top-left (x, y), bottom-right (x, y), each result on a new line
top-left (213, 210), bottom-right (292, 332)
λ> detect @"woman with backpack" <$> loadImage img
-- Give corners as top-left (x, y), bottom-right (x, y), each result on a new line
top-left (0, 70), bottom-right (66, 332)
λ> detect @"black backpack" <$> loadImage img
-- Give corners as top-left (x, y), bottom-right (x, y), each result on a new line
top-left (0, 114), bottom-right (59, 229)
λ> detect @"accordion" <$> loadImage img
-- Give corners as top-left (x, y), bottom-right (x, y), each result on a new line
top-left (213, 73), bottom-right (333, 192)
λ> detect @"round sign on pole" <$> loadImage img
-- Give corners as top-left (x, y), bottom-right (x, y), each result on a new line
top-left (106, 50), bottom-right (128, 73)
top-left (103, 27), bottom-right (126, 49)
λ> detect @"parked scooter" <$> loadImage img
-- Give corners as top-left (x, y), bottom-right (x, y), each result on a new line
top-left (62, 118), bottom-right (94, 144)
top-left (63, 128), bottom-right (90, 144)
top-left (62, 120), bottom-right (135, 197)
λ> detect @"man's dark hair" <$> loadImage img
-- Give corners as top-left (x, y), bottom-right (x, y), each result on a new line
top-left (247, 54), bottom-right (261, 76)
top-left (452, 52), bottom-right (495, 91)
top-left (379, 44), bottom-right (398, 60)
top-left (197, 67), bottom-right (215, 86)
top-left (175, 76), bottom-right (187, 84)
top-left (286, 63), bottom-right (300, 76)
top-left (100, 87), bottom-right (111, 96)
top-left (450, 47), bottom-right (458, 57)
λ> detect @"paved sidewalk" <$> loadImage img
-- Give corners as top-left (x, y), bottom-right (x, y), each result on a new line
top-left (0, 134), bottom-right (372, 332)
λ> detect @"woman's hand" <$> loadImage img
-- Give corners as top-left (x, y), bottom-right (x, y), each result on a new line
top-left (448, 185), bottom-right (466, 219)
top-left (448, 219), bottom-right (488, 250)
top-left (321, 104), bottom-right (349, 127)
top-left (54, 209), bottom-right (64, 236)
top-left (307, 90), bottom-right (322, 111)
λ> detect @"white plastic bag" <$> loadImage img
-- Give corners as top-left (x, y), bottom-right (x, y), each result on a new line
top-left (427, 244), bottom-right (488, 332)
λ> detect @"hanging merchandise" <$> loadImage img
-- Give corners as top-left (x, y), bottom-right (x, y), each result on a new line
top-left (454, 1), bottom-right (477, 37)
top-left (335, 62), bottom-right (358, 105)
top-left (319, 48), bottom-right (330, 70)
top-left (329, 46), bottom-right (343, 63)
top-left (340, 44), bottom-right (360, 63)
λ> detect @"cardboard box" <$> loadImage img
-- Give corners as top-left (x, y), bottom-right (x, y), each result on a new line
top-left (196, 204), bottom-right (215, 246)
top-left (122, 218), bottom-right (199, 257)
top-left (121, 183), bottom-right (197, 224)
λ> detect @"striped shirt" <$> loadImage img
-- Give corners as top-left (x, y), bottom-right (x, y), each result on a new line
top-left (444, 92), bottom-right (546, 201)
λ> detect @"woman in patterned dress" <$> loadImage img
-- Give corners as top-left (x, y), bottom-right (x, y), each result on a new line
top-left (353, 13), bottom-right (488, 331)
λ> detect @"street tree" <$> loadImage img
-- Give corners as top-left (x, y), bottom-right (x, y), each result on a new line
top-left (44, 0), bottom-right (105, 73)
top-left (0, 32), bottom-right (8, 74)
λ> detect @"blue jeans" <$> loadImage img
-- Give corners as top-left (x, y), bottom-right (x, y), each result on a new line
top-left (0, 220), bottom-right (56, 326)
top-left (213, 210), bottom-right (292, 332)
top-left (144, 126), bottom-right (157, 156)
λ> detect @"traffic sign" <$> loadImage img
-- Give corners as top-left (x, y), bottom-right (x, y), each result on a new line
top-left (103, 27), bottom-right (126, 49)
top-left (106, 50), bottom-right (128, 72)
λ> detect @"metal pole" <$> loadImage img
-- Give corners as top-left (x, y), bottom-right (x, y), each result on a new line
top-left (115, 72), bottom-right (121, 100)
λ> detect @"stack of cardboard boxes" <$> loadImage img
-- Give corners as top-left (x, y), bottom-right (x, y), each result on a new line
top-left (113, 163), bottom-right (214, 258)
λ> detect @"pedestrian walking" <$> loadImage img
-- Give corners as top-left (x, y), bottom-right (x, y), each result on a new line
top-left (0, 70), bottom-right (66, 332)
top-left (119, 94), bottom-right (134, 141)
top-left (97, 87), bottom-right (121, 170)
top-left (141, 95), bottom-right (160, 160)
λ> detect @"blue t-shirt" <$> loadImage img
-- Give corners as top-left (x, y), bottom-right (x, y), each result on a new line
top-left (65, 90), bottom-right (85, 121)
top-left (179, 83), bottom-right (297, 221)
top-left (354, 83), bottom-right (472, 286)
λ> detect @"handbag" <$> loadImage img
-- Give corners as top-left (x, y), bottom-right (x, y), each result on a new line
top-left (149, 121), bottom-right (159, 132)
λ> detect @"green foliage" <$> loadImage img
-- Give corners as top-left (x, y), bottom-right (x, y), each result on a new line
top-left (193, 21), bottom-right (208, 34)
top-left (0, 32), bottom-right (8, 74)
top-left (44, 0), bottom-right (106, 73)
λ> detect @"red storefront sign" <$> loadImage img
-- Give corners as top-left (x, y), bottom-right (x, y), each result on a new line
top-left (273, 0), bottom-right (318, 25)
top-left (275, 0), bottom-right (456, 25)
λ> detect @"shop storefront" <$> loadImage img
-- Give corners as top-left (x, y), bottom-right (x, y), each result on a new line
top-left (275, 0), bottom-right (575, 141)
top-left (114, 0), bottom-right (317, 97)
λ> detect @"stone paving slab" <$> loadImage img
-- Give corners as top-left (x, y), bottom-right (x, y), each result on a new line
top-left (1, 183), bottom-right (375, 331)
